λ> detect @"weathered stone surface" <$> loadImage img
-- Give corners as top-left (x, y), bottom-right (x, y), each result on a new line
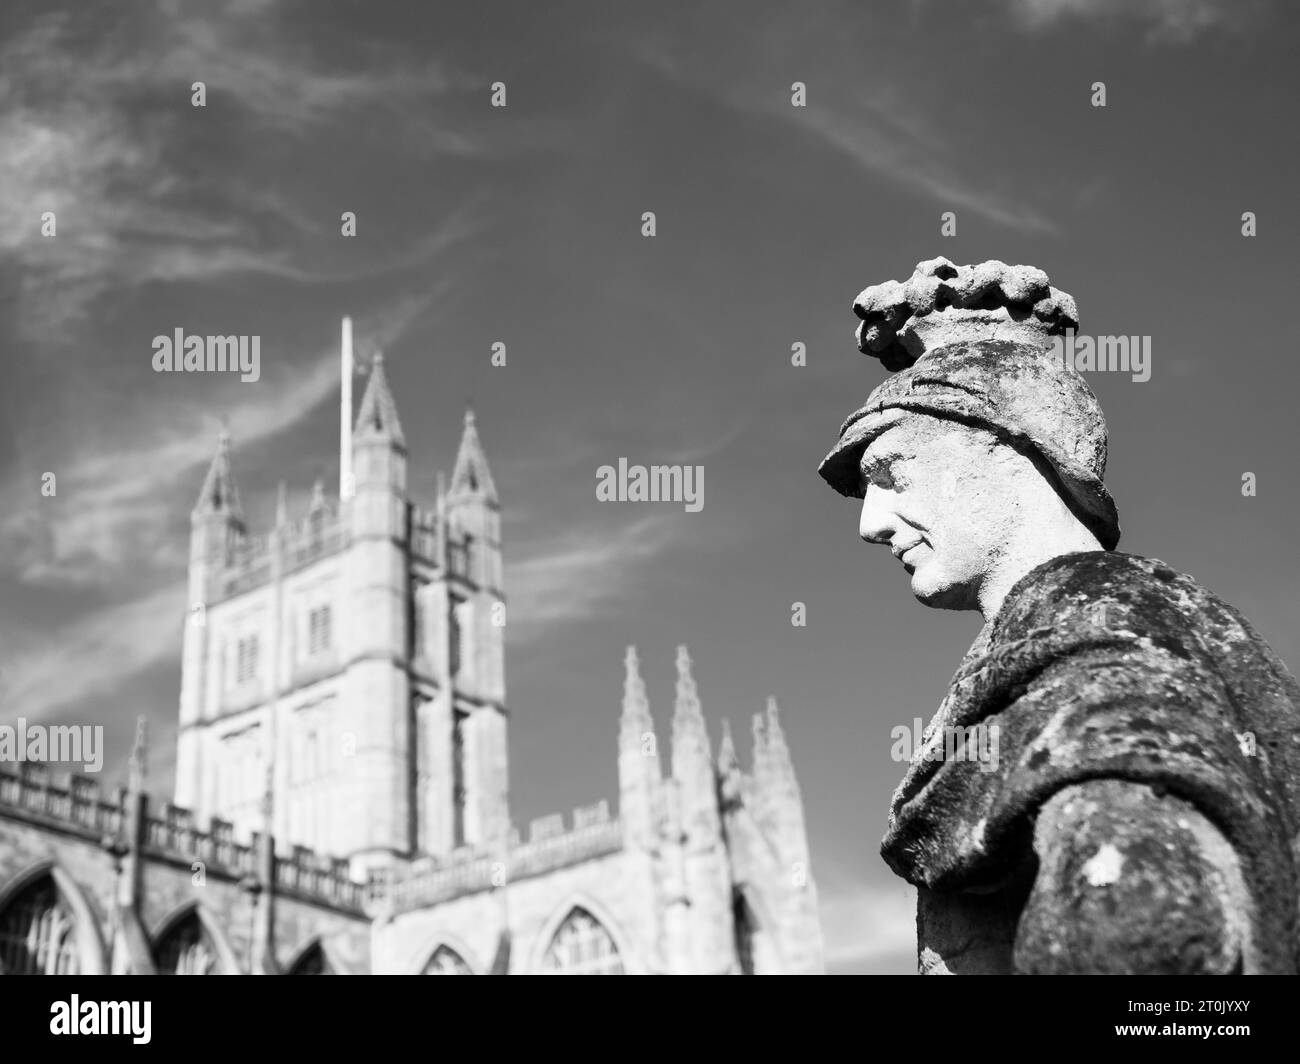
top-left (882, 551), bottom-right (1300, 974)
top-left (851, 257), bottom-right (1075, 371)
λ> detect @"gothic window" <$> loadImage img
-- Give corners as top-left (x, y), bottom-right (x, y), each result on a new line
top-left (449, 596), bottom-right (465, 678)
top-left (422, 945), bottom-right (472, 975)
top-left (733, 892), bottom-right (756, 975)
top-left (307, 606), bottom-right (331, 656)
top-left (414, 696), bottom-right (434, 853)
top-left (410, 579), bottom-right (425, 661)
top-left (541, 907), bottom-right (624, 975)
top-left (0, 876), bottom-right (80, 975)
top-left (289, 942), bottom-right (332, 975)
top-left (154, 911), bottom-right (218, 975)
top-left (235, 635), bottom-right (259, 684)
top-left (451, 709), bottom-right (467, 847)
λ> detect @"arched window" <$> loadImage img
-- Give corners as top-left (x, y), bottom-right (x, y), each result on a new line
top-left (422, 944), bottom-right (472, 974)
top-left (542, 907), bottom-right (624, 975)
top-left (0, 876), bottom-right (80, 974)
top-left (733, 892), bottom-right (757, 975)
top-left (154, 911), bottom-right (218, 975)
top-left (289, 941), bottom-right (332, 975)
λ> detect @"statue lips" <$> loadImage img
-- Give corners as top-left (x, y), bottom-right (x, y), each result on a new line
top-left (892, 540), bottom-right (926, 572)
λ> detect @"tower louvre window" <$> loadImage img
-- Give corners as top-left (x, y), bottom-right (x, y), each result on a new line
top-left (308, 606), bottom-right (331, 655)
top-left (235, 635), bottom-right (259, 684)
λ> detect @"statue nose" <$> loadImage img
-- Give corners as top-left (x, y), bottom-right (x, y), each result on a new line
top-left (859, 489), bottom-right (894, 546)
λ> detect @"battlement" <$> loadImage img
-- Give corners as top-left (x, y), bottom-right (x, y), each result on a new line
top-left (203, 501), bottom-right (474, 603)
top-left (0, 767), bottom-right (366, 913)
top-left (275, 846), bottom-right (366, 910)
top-left (379, 800), bottom-right (622, 913)
top-left (143, 804), bottom-right (258, 880)
top-left (0, 766), bottom-right (124, 841)
top-left (209, 505), bottom-right (350, 603)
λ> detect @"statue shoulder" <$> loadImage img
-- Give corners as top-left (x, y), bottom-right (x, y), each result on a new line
top-left (1015, 779), bottom-right (1247, 973)
top-left (993, 550), bottom-right (1211, 644)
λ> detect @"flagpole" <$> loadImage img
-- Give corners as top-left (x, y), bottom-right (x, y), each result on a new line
top-left (340, 317), bottom-right (353, 498)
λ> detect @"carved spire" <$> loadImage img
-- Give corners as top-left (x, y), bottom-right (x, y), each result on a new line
top-left (449, 408), bottom-right (498, 503)
top-left (619, 646), bottom-right (661, 850)
top-left (754, 696), bottom-right (810, 873)
top-left (751, 711), bottom-right (768, 777)
top-left (756, 696), bottom-right (798, 795)
top-left (354, 352), bottom-right (405, 446)
top-left (274, 480), bottom-right (289, 528)
top-left (717, 718), bottom-right (742, 808)
top-left (718, 717), bottom-right (738, 774)
top-left (671, 645), bottom-right (719, 844)
top-left (128, 715), bottom-right (148, 794)
top-left (193, 429), bottom-right (243, 519)
top-left (620, 645), bottom-right (653, 741)
top-left (672, 645), bottom-right (709, 752)
top-left (764, 696), bottom-right (790, 767)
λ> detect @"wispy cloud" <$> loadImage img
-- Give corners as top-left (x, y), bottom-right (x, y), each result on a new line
top-left (635, 42), bottom-right (1058, 237)
top-left (998, 0), bottom-right (1261, 42)
top-left (0, 3), bottom-right (485, 340)
top-left (796, 97), bottom-right (1059, 236)
top-left (0, 582), bottom-right (186, 723)
top-left (507, 514), bottom-right (686, 636)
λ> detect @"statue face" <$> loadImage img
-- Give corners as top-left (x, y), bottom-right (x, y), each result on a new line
top-left (857, 415), bottom-right (1025, 610)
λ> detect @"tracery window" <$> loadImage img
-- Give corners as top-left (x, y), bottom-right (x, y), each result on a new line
top-left (541, 907), bottom-right (624, 975)
top-left (422, 945), bottom-right (472, 974)
top-left (154, 911), bottom-right (218, 975)
top-left (289, 942), bottom-right (332, 974)
top-left (0, 876), bottom-right (80, 975)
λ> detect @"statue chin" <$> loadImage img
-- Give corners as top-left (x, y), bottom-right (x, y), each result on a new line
top-left (910, 568), bottom-right (977, 611)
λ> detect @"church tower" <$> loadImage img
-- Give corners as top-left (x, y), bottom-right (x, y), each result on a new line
top-left (174, 332), bottom-right (510, 874)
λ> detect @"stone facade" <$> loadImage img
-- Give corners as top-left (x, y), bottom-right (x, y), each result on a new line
top-left (0, 345), bottom-right (824, 975)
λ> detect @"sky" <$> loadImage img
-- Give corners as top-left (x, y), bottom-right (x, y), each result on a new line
top-left (0, 0), bottom-right (1297, 974)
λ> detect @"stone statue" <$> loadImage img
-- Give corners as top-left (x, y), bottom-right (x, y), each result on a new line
top-left (818, 257), bottom-right (1300, 974)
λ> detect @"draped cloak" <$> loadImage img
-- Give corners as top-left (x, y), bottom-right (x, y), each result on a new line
top-left (881, 549), bottom-right (1300, 974)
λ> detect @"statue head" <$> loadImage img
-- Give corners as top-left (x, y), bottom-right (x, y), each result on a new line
top-left (819, 258), bottom-right (1121, 615)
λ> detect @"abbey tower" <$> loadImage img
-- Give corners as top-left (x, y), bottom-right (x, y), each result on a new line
top-left (175, 355), bottom-right (507, 873)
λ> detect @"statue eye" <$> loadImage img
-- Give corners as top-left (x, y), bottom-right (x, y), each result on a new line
top-left (863, 461), bottom-right (904, 492)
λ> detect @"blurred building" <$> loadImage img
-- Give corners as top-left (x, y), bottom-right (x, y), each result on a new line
top-left (0, 349), bottom-right (822, 974)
